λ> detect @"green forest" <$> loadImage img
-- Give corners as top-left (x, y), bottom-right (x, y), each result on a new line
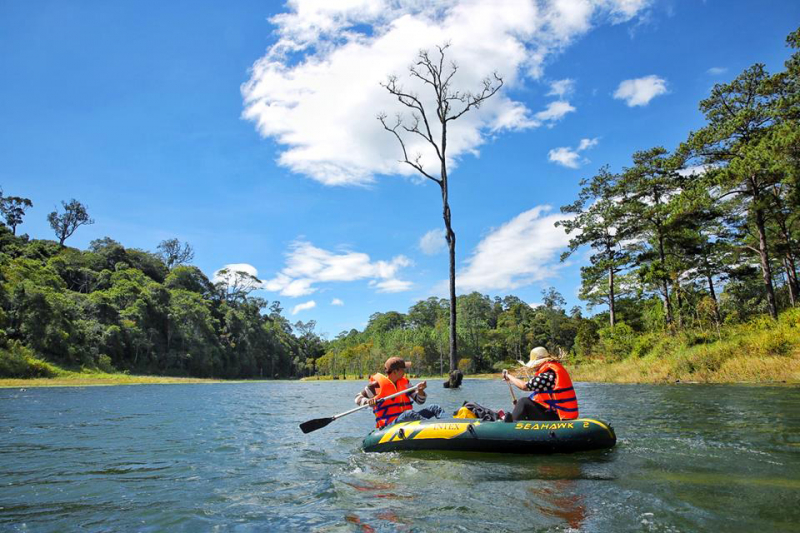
top-left (2, 28), bottom-right (800, 383)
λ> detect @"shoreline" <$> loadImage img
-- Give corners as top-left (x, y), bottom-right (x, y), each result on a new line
top-left (0, 374), bottom-right (225, 388)
top-left (2, 373), bottom-right (797, 388)
top-left (4, 351), bottom-right (799, 388)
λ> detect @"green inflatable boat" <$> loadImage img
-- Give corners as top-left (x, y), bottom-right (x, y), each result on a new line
top-left (362, 418), bottom-right (616, 454)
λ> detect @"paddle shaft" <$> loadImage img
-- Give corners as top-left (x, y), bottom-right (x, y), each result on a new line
top-left (330, 384), bottom-right (420, 421)
top-left (506, 378), bottom-right (517, 405)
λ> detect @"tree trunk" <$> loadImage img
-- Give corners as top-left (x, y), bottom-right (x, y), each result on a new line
top-left (754, 206), bottom-right (778, 319)
top-left (439, 117), bottom-right (460, 387)
top-left (657, 234), bottom-right (673, 326)
top-left (608, 265), bottom-right (616, 328)
top-left (674, 279), bottom-right (683, 329)
top-left (706, 272), bottom-right (722, 324)
top-left (701, 250), bottom-right (721, 323)
top-left (784, 255), bottom-right (798, 307)
top-left (771, 190), bottom-right (798, 306)
top-left (444, 197), bottom-right (458, 383)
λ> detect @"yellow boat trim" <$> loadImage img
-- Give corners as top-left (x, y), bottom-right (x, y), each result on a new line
top-left (377, 421), bottom-right (479, 444)
top-left (579, 418), bottom-right (615, 439)
top-left (378, 421), bottom-right (421, 444)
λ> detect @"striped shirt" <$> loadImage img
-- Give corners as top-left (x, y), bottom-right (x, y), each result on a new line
top-left (355, 381), bottom-right (427, 406)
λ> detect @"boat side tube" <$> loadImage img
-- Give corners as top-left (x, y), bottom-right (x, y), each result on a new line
top-left (362, 418), bottom-right (616, 454)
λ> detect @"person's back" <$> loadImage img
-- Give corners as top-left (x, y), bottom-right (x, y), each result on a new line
top-left (501, 347), bottom-right (579, 422)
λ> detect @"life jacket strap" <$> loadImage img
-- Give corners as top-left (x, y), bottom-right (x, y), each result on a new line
top-left (373, 400), bottom-right (413, 414)
top-left (544, 396), bottom-right (577, 405)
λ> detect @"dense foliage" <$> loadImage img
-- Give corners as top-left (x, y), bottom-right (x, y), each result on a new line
top-left (0, 229), bottom-right (325, 378)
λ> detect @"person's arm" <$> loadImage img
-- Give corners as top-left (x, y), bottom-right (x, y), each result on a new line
top-left (355, 382), bottom-right (379, 406)
top-left (408, 380), bottom-right (427, 404)
top-left (502, 370), bottom-right (529, 391)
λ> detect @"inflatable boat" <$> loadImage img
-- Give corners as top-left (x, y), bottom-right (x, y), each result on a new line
top-left (362, 418), bottom-right (616, 454)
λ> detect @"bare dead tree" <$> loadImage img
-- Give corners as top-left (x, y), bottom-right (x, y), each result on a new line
top-left (378, 44), bottom-right (503, 386)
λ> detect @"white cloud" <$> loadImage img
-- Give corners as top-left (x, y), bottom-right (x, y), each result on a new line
top-left (613, 75), bottom-right (668, 107)
top-left (458, 206), bottom-right (574, 292)
top-left (707, 66), bottom-right (727, 76)
top-left (534, 100), bottom-right (576, 123)
top-left (263, 240), bottom-right (413, 296)
top-left (331, 298), bottom-right (344, 306)
top-left (292, 300), bottom-right (317, 315)
top-left (370, 278), bottom-right (414, 293)
top-left (548, 147), bottom-right (581, 168)
top-left (242, 0), bottom-right (651, 186)
top-left (547, 78), bottom-right (575, 98)
top-left (678, 164), bottom-right (709, 177)
top-left (548, 137), bottom-right (599, 168)
top-left (212, 263), bottom-right (260, 283)
top-left (419, 228), bottom-right (447, 255)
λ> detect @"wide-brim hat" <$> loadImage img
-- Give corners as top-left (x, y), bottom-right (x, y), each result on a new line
top-left (519, 347), bottom-right (554, 368)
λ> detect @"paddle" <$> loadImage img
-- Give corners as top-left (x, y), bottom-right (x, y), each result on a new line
top-left (299, 384), bottom-right (420, 434)
top-left (505, 375), bottom-right (517, 405)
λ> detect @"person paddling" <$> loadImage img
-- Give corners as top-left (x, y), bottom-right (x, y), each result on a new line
top-left (355, 357), bottom-right (443, 428)
top-left (501, 347), bottom-right (579, 422)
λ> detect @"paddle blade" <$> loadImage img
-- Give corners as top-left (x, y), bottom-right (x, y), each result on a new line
top-left (300, 417), bottom-right (333, 434)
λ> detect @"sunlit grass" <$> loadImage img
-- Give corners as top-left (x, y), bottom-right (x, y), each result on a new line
top-left (571, 308), bottom-right (800, 383)
top-left (0, 370), bottom-right (222, 388)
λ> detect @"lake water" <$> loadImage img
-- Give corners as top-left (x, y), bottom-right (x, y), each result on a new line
top-left (1, 380), bottom-right (798, 532)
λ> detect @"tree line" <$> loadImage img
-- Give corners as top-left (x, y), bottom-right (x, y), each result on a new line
top-left (561, 27), bottom-right (800, 330)
top-left (0, 207), bottom-right (325, 378)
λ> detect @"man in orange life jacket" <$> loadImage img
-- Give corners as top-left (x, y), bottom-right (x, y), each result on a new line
top-left (501, 347), bottom-right (579, 422)
top-left (355, 357), bottom-right (444, 428)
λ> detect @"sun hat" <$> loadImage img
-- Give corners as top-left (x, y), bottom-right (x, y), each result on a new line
top-left (384, 357), bottom-right (411, 373)
top-left (521, 346), bottom-right (556, 368)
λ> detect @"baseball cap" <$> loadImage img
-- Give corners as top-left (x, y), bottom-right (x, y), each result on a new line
top-left (384, 357), bottom-right (411, 373)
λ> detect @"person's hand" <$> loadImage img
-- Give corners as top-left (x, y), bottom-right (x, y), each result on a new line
top-left (417, 381), bottom-right (427, 392)
top-left (502, 369), bottom-right (509, 381)
top-left (368, 397), bottom-right (377, 407)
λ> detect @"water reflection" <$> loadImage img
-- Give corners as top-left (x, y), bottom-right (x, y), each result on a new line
top-left (525, 463), bottom-right (587, 530)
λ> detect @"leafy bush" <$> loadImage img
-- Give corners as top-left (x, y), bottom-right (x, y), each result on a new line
top-left (597, 322), bottom-right (636, 361)
top-left (630, 332), bottom-right (659, 358)
top-left (97, 354), bottom-right (115, 373)
top-left (0, 341), bottom-right (58, 378)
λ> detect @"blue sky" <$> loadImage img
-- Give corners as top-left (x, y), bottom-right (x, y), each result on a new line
top-left (2, 0), bottom-right (798, 338)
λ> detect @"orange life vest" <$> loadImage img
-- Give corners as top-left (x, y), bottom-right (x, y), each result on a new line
top-left (370, 373), bottom-right (413, 428)
top-left (529, 361), bottom-right (579, 420)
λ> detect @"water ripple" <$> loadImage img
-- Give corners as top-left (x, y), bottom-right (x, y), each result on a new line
top-left (0, 381), bottom-right (798, 531)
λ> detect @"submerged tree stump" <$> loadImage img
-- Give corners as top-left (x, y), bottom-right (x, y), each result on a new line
top-left (443, 369), bottom-right (463, 389)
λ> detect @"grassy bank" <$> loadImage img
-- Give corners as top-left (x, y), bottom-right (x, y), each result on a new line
top-left (0, 372), bottom-right (221, 388)
top-left (5, 310), bottom-right (800, 387)
top-left (0, 347), bottom-right (223, 388)
top-left (0, 342), bottom-right (219, 387)
top-left (570, 309), bottom-right (800, 384)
